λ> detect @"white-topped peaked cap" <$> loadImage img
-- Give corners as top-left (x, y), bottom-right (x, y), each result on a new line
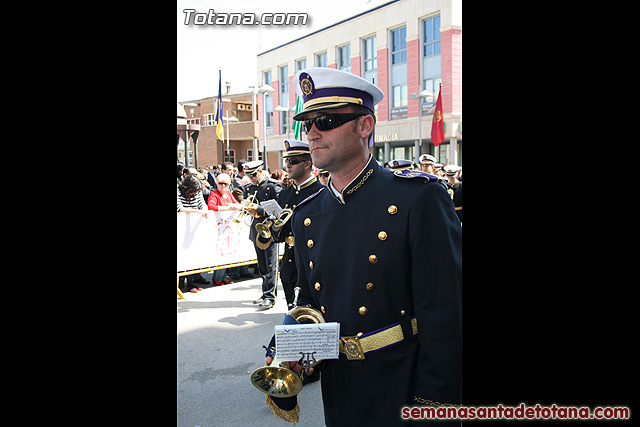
top-left (387, 159), bottom-right (414, 171)
top-left (293, 67), bottom-right (384, 120)
top-left (282, 139), bottom-right (310, 157)
top-left (243, 160), bottom-right (263, 173)
top-left (443, 165), bottom-right (461, 176)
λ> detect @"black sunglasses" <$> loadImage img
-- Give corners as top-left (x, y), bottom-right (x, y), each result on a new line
top-left (284, 157), bottom-right (307, 165)
top-left (302, 113), bottom-right (365, 134)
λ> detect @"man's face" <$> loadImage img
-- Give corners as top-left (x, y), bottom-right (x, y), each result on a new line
top-left (421, 163), bottom-right (434, 174)
top-left (284, 157), bottom-right (309, 181)
top-left (248, 170), bottom-right (262, 185)
top-left (304, 106), bottom-right (365, 173)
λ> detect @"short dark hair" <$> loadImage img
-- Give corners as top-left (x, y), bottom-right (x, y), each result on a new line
top-left (349, 105), bottom-right (375, 139)
top-left (178, 174), bottom-right (202, 197)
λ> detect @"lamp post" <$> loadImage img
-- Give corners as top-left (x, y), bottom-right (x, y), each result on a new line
top-left (274, 105), bottom-right (294, 140)
top-left (257, 84), bottom-right (275, 171)
top-left (224, 113), bottom-right (238, 162)
top-left (275, 105), bottom-right (294, 168)
top-left (409, 89), bottom-right (433, 165)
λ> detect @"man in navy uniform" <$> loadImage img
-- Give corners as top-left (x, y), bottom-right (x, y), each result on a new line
top-left (444, 164), bottom-right (463, 223)
top-left (263, 67), bottom-right (462, 426)
top-left (243, 160), bottom-right (282, 309)
top-left (271, 139), bottom-right (324, 310)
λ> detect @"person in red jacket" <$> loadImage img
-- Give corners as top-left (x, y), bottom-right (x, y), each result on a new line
top-left (207, 173), bottom-right (242, 285)
top-left (207, 173), bottom-right (242, 212)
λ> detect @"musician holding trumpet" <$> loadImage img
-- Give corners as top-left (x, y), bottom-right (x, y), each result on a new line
top-left (242, 160), bottom-right (283, 309)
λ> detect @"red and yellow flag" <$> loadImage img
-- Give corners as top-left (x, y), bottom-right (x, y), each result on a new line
top-left (431, 85), bottom-right (444, 146)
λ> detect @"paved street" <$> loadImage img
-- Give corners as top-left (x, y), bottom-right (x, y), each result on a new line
top-left (177, 272), bottom-right (325, 427)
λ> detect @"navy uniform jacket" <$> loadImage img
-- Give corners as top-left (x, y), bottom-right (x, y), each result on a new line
top-left (291, 155), bottom-right (461, 426)
top-left (449, 180), bottom-right (463, 222)
top-left (244, 177), bottom-right (282, 248)
top-left (273, 177), bottom-right (324, 284)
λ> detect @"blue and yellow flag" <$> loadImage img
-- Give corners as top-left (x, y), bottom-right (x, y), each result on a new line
top-left (215, 69), bottom-right (224, 141)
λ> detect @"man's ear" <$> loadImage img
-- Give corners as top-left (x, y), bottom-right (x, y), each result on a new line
top-left (358, 115), bottom-right (375, 140)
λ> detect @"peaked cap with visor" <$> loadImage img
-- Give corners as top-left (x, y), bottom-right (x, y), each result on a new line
top-left (293, 67), bottom-right (384, 121)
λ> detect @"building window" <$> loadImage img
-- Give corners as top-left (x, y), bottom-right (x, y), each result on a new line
top-left (392, 85), bottom-right (408, 108)
top-left (315, 51), bottom-right (327, 67)
top-left (296, 58), bottom-right (307, 72)
top-left (390, 26), bottom-right (407, 119)
top-left (248, 149), bottom-right (263, 162)
top-left (263, 70), bottom-right (273, 128)
top-left (224, 149), bottom-right (236, 164)
top-left (202, 113), bottom-right (215, 127)
top-left (423, 15), bottom-right (441, 57)
top-left (363, 36), bottom-right (377, 72)
top-left (391, 26), bottom-right (407, 65)
top-left (421, 15), bottom-right (441, 114)
top-left (279, 64), bottom-right (289, 135)
top-left (337, 44), bottom-right (351, 72)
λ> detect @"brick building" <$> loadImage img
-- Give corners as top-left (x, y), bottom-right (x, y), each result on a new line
top-left (255, 0), bottom-right (462, 168)
top-left (178, 88), bottom-right (262, 169)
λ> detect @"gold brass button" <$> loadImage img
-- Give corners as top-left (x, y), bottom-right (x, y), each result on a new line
top-left (314, 282), bottom-right (321, 291)
top-left (309, 261), bottom-right (314, 269)
top-left (368, 254), bottom-right (378, 264)
top-left (400, 309), bottom-right (406, 316)
top-left (304, 218), bottom-right (311, 226)
top-left (307, 239), bottom-right (314, 248)
top-left (378, 231), bottom-right (387, 241)
top-left (366, 282), bottom-right (374, 291)
top-left (356, 332), bottom-right (363, 338)
top-left (388, 205), bottom-right (398, 215)
top-left (321, 306), bottom-right (326, 314)
top-left (358, 306), bottom-right (368, 316)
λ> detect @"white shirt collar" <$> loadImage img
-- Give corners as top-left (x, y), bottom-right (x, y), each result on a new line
top-left (294, 175), bottom-right (315, 191)
top-left (329, 180), bottom-right (344, 203)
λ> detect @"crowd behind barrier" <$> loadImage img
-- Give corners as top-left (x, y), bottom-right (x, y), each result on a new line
top-left (176, 158), bottom-right (461, 295)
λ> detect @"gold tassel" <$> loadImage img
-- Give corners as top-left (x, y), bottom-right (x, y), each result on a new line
top-left (265, 395), bottom-right (300, 424)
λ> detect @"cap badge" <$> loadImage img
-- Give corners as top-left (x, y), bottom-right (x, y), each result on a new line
top-left (284, 140), bottom-right (290, 150)
top-left (299, 72), bottom-right (314, 97)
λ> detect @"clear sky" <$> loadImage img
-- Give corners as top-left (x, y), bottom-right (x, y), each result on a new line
top-left (177, 0), bottom-right (389, 102)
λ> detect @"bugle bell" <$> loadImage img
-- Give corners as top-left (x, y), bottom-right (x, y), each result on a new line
top-left (250, 287), bottom-right (326, 397)
top-left (249, 356), bottom-right (304, 397)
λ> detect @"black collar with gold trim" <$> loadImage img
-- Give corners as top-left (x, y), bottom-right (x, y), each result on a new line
top-left (293, 175), bottom-right (317, 191)
top-left (328, 154), bottom-right (379, 205)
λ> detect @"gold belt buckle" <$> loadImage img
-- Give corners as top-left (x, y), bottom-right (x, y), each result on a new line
top-left (340, 336), bottom-right (365, 360)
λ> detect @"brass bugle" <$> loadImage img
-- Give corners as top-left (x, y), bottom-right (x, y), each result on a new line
top-left (250, 287), bottom-right (326, 398)
top-left (272, 208), bottom-right (293, 229)
top-left (249, 356), bottom-right (304, 397)
top-left (254, 208), bottom-right (294, 239)
top-left (232, 190), bottom-right (258, 224)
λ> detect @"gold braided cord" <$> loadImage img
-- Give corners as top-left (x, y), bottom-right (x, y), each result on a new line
top-left (266, 395), bottom-right (300, 424)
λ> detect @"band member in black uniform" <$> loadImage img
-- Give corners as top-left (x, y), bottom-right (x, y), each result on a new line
top-left (243, 160), bottom-right (282, 309)
top-left (387, 158), bottom-right (415, 171)
top-left (263, 68), bottom-right (461, 426)
top-left (271, 139), bottom-right (323, 310)
top-left (444, 164), bottom-right (462, 222)
top-left (420, 154), bottom-right (449, 188)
